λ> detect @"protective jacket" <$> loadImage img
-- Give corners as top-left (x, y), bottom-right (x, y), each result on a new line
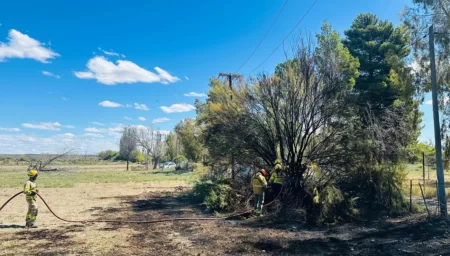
top-left (252, 173), bottom-right (267, 195)
top-left (24, 180), bottom-right (38, 200)
top-left (269, 171), bottom-right (286, 185)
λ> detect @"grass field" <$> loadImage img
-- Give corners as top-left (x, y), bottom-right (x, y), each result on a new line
top-left (0, 163), bottom-right (207, 189)
top-left (404, 164), bottom-right (450, 199)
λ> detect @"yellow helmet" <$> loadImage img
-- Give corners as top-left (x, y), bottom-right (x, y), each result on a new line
top-left (274, 163), bottom-right (282, 171)
top-left (28, 169), bottom-right (38, 177)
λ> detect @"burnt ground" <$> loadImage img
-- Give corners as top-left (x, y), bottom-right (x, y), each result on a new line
top-left (2, 184), bottom-right (450, 255)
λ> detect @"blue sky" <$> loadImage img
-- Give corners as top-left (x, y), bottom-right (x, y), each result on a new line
top-left (0, 0), bottom-right (434, 154)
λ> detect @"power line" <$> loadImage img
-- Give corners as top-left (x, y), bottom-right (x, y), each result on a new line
top-left (248, 0), bottom-right (319, 76)
top-left (235, 0), bottom-right (290, 73)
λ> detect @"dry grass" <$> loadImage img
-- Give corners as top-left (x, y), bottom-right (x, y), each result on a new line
top-left (1, 181), bottom-right (448, 255)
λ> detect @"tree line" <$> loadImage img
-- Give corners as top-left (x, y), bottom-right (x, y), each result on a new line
top-left (188, 10), bottom-right (442, 223)
top-left (107, 3), bottom-right (450, 223)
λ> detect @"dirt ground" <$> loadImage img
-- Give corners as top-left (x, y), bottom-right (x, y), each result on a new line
top-left (2, 182), bottom-right (450, 256)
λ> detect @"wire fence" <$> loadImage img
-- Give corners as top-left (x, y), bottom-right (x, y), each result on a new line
top-left (407, 179), bottom-right (450, 216)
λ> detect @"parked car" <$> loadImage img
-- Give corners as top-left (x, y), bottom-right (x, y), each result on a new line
top-left (163, 162), bottom-right (176, 169)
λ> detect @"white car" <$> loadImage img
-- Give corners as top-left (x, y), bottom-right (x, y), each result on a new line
top-left (163, 162), bottom-right (176, 169)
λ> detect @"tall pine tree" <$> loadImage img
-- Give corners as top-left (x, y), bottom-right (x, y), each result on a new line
top-left (343, 13), bottom-right (413, 115)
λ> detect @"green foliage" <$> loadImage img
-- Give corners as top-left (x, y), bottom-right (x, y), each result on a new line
top-left (344, 13), bottom-right (414, 115)
top-left (310, 184), bottom-right (359, 224)
top-left (165, 132), bottom-right (177, 161)
top-left (192, 179), bottom-right (233, 212)
top-left (175, 119), bottom-right (204, 162)
top-left (316, 21), bottom-right (360, 89)
top-left (132, 150), bottom-right (145, 163)
top-left (98, 150), bottom-right (121, 161)
top-left (195, 79), bottom-right (255, 168)
top-left (407, 142), bottom-right (436, 163)
top-left (173, 155), bottom-right (187, 164)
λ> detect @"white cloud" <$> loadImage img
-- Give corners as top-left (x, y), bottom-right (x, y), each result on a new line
top-left (184, 92), bottom-right (206, 97)
top-left (131, 125), bottom-right (148, 132)
top-left (138, 117), bottom-right (146, 121)
top-left (74, 56), bottom-right (179, 85)
top-left (22, 122), bottom-right (61, 131)
top-left (91, 122), bottom-right (105, 126)
top-left (185, 76), bottom-right (189, 80)
top-left (98, 47), bottom-right (126, 58)
top-left (84, 127), bottom-right (106, 133)
top-left (134, 103), bottom-right (149, 111)
top-left (83, 133), bottom-right (104, 138)
top-left (42, 70), bottom-right (60, 79)
top-left (63, 125), bottom-right (75, 129)
top-left (152, 117), bottom-right (170, 123)
top-left (108, 125), bottom-right (124, 134)
top-left (425, 100), bottom-right (432, 105)
top-left (160, 103), bottom-right (195, 113)
top-left (63, 133), bottom-right (75, 138)
top-left (99, 100), bottom-right (123, 108)
top-left (21, 136), bottom-right (37, 142)
top-left (0, 29), bottom-right (59, 63)
top-left (124, 116), bottom-right (132, 120)
top-left (155, 67), bottom-right (180, 84)
top-left (0, 127), bottom-right (20, 132)
top-left (0, 133), bottom-right (119, 154)
top-left (62, 97), bottom-right (67, 101)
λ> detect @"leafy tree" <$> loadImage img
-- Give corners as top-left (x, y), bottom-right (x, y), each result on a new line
top-left (175, 119), bottom-right (204, 162)
top-left (165, 132), bottom-right (177, 161)
top-left (173, 155), bottom-right (187, 168)
top-left (120, 126), bottom-right (138, 170)
top-left (195, 79), bottom-right (259, 179)
top-left (343, 13), bottom-right (415, 116)
top-left (403, 0), bottom-right (450, 158)
top-left (132, 150), bottom-right (145, 163)
top-left (134, 126), bottom-right (166, 170)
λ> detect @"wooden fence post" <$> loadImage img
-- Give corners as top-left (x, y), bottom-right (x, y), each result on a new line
top-left (419, 183), bottom-right (431, 218)
top-left (410, 180), bottom-right (412, 213)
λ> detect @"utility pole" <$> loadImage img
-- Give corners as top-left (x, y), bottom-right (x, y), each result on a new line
top-left (429, 25), bottom-right (448, 217)
top-left (218, 72), bottom-right (243, 180)
top-left (218, 73), bottom-right (242, 100)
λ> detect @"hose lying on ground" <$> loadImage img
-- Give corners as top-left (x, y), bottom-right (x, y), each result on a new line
top-left (0, 186), bottom-right (283, 224)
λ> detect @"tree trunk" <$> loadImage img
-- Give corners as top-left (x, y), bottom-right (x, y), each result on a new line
top-left (146, 154), bottom-right (149, 171)
top-left (126, 159), bottom-right (129, 171)
top-left (153, 156), bottom-right (160, 170)
top-left (231, 156), bottom-right (235, 180)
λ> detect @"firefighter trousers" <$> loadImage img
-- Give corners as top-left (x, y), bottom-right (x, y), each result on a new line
top-left (25, 198), bottom-right (38, 225)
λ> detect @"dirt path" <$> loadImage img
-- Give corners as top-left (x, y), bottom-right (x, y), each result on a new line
top-left (2, 182), bottom-right (450, 255)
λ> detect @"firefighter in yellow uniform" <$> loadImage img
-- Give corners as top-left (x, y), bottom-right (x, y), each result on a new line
top-left (252, 169), bottom-right (268, 216)
top-left (24, 169), bottom-right (39, 228)
top-left (269, 162), bottom-right (285, 198)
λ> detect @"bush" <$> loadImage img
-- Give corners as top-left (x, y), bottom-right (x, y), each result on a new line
top-left (192, 179), bottom-right (234, 212)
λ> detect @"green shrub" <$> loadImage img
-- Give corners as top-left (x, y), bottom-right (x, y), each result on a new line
top-left (192, 179), bottom-right (233, 212)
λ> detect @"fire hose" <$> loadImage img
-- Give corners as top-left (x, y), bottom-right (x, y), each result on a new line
top-left (0, 185), bottom-right (283, 224)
